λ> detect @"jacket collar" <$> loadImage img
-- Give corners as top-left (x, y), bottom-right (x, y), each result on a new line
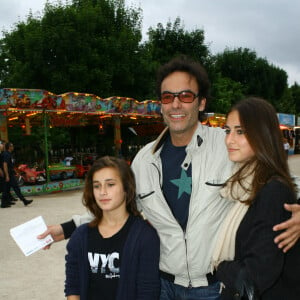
top-left (152, 123), bottom-right (204, 154)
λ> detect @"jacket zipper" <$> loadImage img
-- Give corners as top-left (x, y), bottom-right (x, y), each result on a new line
top-left (183, 154), bottom-right (193, 288)
top-left (184, 230), bottom-right (193, 288)
top-left (154, 160), bottom-right (193, 287)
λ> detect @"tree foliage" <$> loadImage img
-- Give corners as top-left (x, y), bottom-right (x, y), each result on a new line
top-left (134, 17), bottom-right (211, 99)
top-left (276, 88), bottom-right (296, 114)
top-left (0, 0), bottom-right (142, 97)
top-left (145, 17), bottom-right (210, 67)
top-left (209, 73), bottom-right (245, 113)
top-left (213, 48), bottom-right (289, 101)
top-left (211, 47), bottom-right (296, 113)
top-left (290, 83), bottom-right (300, 114)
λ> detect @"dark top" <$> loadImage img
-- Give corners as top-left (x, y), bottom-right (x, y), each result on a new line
top-left (160, 135), bottom-right (192, 230)
top-left (65, 215), bottom-right (160, 300)
top-left (216, 180), bottom-right (300, 300)
top-left (0, 152), bottom-right (4, 191)
top-left (61, 218), bottom-right (77, 239)
top-left (0, 151), bottom-right (4, 170)
top-left (87, 216), bottom-right (133, 300)
top-left (2, 150), bottom-right (14, 174)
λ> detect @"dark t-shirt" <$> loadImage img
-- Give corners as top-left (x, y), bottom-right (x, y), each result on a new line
top-left (160, 135), bottom-right (192, 230)
top-left (87, 216), bottom-right (134, 300)
top-left (0, 152), bottom-right (4, 191)
top-left (2, 151), bottom-right (14, 175)
top-left (0, 151), bottom-right (4, 170)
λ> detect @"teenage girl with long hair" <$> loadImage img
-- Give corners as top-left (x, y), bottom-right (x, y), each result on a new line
top-left (213, 97), bottom-right (300, 299)
top-left (65, 156), bottom-right (160, 300)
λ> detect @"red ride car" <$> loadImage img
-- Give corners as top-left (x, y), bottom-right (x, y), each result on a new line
top-left (15, 164), bottom-right (46, 186)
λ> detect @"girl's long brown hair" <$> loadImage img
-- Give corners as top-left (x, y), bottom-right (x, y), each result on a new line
top-left (82, 156), bottom-right (141, 227)
top-left (227, 97), bottom-right (296, 205)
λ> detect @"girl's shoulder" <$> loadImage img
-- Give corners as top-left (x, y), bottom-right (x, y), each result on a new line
top-left (131, 216), bottom-right (159, 237)
top-left (70, 223), bottom-right (89, 239)
top-left (262, 178), bottom-right (293, 194)
top-left (256, 179), bottom-right (296, 207)
top-left (67, 223), bottom-right (89, 250)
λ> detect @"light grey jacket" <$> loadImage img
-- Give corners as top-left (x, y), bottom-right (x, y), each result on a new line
top-left (131, 123), bottom-right (234, 288)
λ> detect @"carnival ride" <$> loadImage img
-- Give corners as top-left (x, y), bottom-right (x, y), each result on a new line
top-left (0, 88), bottom-right (164, 194)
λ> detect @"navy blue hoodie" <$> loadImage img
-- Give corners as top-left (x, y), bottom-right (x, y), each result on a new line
top-left (65, 216), bottom-right (160, 300)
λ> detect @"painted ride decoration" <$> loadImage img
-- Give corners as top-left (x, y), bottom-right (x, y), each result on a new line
top-left (0, 88), bottom-right (163, 195)
top-left (0, 88), bottom-right (162, 118)
top-left (48, 163), bottom-right (77, 181)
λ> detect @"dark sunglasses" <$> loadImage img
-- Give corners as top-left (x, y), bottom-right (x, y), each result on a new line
top-left (161, 90), bottom-right (199, 104)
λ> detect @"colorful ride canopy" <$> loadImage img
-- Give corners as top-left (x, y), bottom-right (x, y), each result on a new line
top-left (0, 88), bottom-right (161, 116)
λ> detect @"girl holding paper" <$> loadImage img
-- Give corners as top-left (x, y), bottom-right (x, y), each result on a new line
top-left (64, 156), bottom-right (160, 300)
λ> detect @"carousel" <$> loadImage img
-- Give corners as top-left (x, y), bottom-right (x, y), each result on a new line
top-left (0, 88), bottom-right (164, 195)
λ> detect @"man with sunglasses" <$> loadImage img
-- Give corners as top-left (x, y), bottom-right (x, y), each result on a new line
top-left (39, 56), bottom-right (300, 300)
top-left (132, 57), bottom-right (300, 299)
top-left (131, 56), bottom-right (231, 299)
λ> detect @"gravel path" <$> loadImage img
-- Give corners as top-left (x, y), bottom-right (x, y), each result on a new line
top-left (1, 155), bottom-right (300, 299)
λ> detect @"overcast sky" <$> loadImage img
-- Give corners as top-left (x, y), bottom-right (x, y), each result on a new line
top-left (1, 0), bottom-right (299, 86)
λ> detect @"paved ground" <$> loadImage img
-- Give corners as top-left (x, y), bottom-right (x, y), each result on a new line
top-left (1, 155), bottom-right (300, 300)
top-left (0, 189), bottom-right (86, 300)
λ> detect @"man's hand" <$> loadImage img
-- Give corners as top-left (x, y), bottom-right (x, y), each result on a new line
top-left (37, 224), bottom-right (65, 250)
top-left (273, 203), bottom-right (300, 252)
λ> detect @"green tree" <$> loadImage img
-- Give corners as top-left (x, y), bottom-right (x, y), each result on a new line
top-left (289, 83), bottom-right (300, 116)
top-left (0, 0), bottom-right (142, 97)
top-left (133, 17), bottom-right (211, 100)
top-left (276, 88), bottom-right (296, 114)
top-left (145, 17), bottom-right (210, 66)
top-left (209, 73), bottom-right (245, 113)
top-left (212, 48), bottom-right (289, 107)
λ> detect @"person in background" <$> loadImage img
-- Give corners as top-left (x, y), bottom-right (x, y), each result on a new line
top-left (283, 138), bottom-right (290, 158)
top-left (213, 97), bottom-right (300, 299)
top-left (65, 156), bottom-right (160, 300)
top-left (39, 56), bottom-right (300, 300)
top-left (0, 140), bottom-right (21, 208)
top-left (0, 141), bottom-right (8, 208)
top-left (2, 142), bottom-right (33, 207)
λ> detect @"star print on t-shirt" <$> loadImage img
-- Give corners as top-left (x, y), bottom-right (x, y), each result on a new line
top-left (160, 135), bottom-right (192, 229)
top-left (170, 168), bottom-right (192, 198)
